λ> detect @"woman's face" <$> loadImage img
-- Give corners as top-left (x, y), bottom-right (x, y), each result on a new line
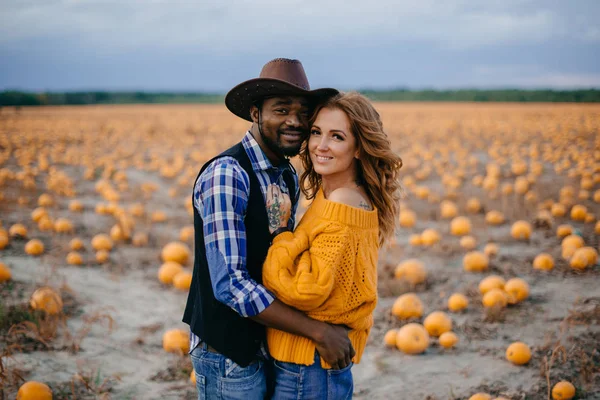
top-left (308, 107), bottom-right (359, 179)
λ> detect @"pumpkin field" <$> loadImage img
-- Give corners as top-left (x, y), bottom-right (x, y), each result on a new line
top-left (0, 102), bottom-right (599, 400)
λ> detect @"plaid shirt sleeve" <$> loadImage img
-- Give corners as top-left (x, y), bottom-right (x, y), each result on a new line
top-left (194, 157), bottom-right (275, 317)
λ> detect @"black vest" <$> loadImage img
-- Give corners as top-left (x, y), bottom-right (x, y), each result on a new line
top-left (182, 142), bottom-right (272, 367)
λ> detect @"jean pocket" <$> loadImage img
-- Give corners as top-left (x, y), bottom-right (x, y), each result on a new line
top-left (272, 359), bottom-right (302, 377)
top-left (327, 362), bottom-right (353, 400)
top-left (195, 374), bottom-right (206, 400)
top-left (221, 360), bottom-right (266, 398)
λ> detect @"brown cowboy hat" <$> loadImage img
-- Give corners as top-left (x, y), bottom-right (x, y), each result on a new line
top-left (225, 58), bottom-right (339, 122)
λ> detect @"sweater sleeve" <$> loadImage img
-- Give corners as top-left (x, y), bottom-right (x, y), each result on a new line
top-left (262, 224), bottom-right (353, 311)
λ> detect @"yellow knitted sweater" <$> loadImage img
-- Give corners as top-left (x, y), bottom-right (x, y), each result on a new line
top-left (263, 188), bottom-right (379, 368)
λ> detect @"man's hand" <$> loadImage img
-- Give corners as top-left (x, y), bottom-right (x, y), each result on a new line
top-left (313, 323), bottom-right (355, 370)
top-left (266, 184), bottom-right (292, 234)
top-left (251, 299), bottom-right (354, 369)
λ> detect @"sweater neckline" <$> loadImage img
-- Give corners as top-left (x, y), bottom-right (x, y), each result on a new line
top-left (311, 188), bottom-right (379, 229)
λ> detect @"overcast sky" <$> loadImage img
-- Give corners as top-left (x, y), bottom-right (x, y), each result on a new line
top-left (1, 0), bottom-right (599, 91)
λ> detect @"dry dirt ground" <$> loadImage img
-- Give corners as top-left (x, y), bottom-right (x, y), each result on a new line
top-left (0, 104), bottom-right (599, 399)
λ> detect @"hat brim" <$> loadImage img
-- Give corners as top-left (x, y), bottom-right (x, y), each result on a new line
top-left (225, 78), bottom-right (339, 122)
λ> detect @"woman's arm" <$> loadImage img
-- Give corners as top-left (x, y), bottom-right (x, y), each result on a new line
top-left (263, 225), bottom-right (353, 311)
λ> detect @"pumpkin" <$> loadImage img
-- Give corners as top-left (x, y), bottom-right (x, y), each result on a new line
top-left (423, 311), bottom-right (452, 337)
top-left (66, 252), bottom-right (83, 266)
top-left (501, 182), bottom-right (514, 195)
top-left (31, 207), bottom-right (48, 222)
top-left (30, 287), bottom-right (63, 314)
top-left (556, 224), bottom-right (573, 238)
top-left (91, 234), bottom-right (113, 251)
top-left (504, 278), bottom-right (529, 304)
top-left (578, 247), bottom-right (598, 265)
top-left (96, 250), bottom-right (110, 264)
top-left (394, 259), bottom-right (427, 285)
top-left (70, 238), bottom-right (84, 251)
top-left (465, 197), bottom-right (481, 213)
top-left (438, 331), bottom-right (458, 348)
top-left (510, 220), bottom-right (532, 240)
top-left (570, 204), bottom-right (587, 221)
top-left (447, 293), bottom-right (469, 312)
top-left (395, 323), bottom-right (429, 355)
top-left (151, 211), bottom-right (168, 223)
top-left (0, 262), bottom-right (12, 282)
top-left (9, 223), bottom-right (28, 238)
top-left (158, 262), bottom-right (183, 285)
top-left (478, 275), bottom-right (505, 295)
top-left (25, 239), bottom-right (44, 256)
top-left (173, 271), bottom-right (193, 291)
top-left (420, 228), bottom-right (440, 246)
top-left (440, 200), bottom-right (458, 219)
top-left (595, 220), bottom-right (600, 235)
top-left (533, 253), bottom-right (554, 271)
top-left (132, 232), bottom-right (149, 247)
top-left (450, 216), bottom-right (471, 236)
top-left (391, 293), bottom-right (424, 319)
top-left (468, 394), bottom-right (491, 400)
top-left (482, 288), bottom-right (508, 308)
top-left (129, 203), bottom-right (145, 217)
top-left (483, 243), bottom-right (499, 257)
top-left (460, 235), bottom-right (477, 250)
top-left (190, 370), bottom-right (196, 384)
top-left (54, 218), bottom-right (74, 234)
top-left (161, 242), bottom-right (191, 265)
top-left (514, 176), bottom-right (529, 194)
top-left (584, 214), bottom-right (596, 224)
top-left (162, 329), bottom-right (190, 354)
top-left (0, 232), bottom-right (8, 249)
top-left (383, 329), bottom-right (398, 347)
top-left (38, 194), bottom-right (54, 207)
top-left (561, 235), bottom-right (584, 250)
top-left (409, 234), bottom-right (423, 246)
top-left (37, 217), bottom-right (54, 232)
top-left (551, 381), bottom-right (576, 400)
top-left (69, 200), bottom-right (84, 212)
top-left (485, 210), bottom-right (505, 225)
top-left (463, 251), bottom-right (489, 272)
top-left (399, 210), bottom-right (417, 228)
top-left (551, 203), bottom-right (567, 217)
top-left (505, 341), bottom-right (531, 365)
top-left (179, 225), bottom-right (194, 242)
top-left (17, 381), bottom-right (53, 400)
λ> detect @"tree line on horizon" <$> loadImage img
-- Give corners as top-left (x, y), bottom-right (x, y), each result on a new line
top-left (1, 89), bottom-right (599, 106)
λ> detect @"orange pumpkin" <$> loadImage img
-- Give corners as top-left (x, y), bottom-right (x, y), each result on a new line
top-left (399, 210), bottom-right (417, 228)
top-left (17, 381), bottom-right (53, 400)
top-left (533, 253), bottom-right (554, 271)
top-left (30, 287), bottom-right (63, 315)
top-left (173, 271), bottom-right (193, 291)
top-left (394, 259), bottom-right (427, 285)
top-left (395, 323), bottom-right (429, 355)
top-left (478, 275), bottom-right (505, 295)
top-left (463, 251), bottom-right (489, 272)
top-left (438, 331), bottom-right (458, 348)
top-left (24, 239), bottom-right (44, 256)
top-left (504, 278), bottom-right (529, 304)
top-left (505, 341), bottom-right (531, 365)
top-left (511, 220), bottom-right (532, 240)
top-left (482, 288), bottom-right (508, 308)
top-left (423, 311), bottom-right (452, 337)
top-left (391, 293), bottom-right (423, 319)
top-left (383, 329), bottom-right (398, 347)
top-left (158, 262), bottom-right (184, 285)
top-left (9, 223), bottom-right (28, 238)
top-left (450, 216), bottom-right (471, 236)
top-left (0, 262), bottom-right (12, 282)
top-left (551, 381), bottom-right (576, 400)
top-left (447, 293), bottom-right (469, 312)
top-left (161, 242), bottom-right (191, 265)
top-left (162, 329), bottom-right (190, 354)
top-left (420, 228), bottom-right (441, 246)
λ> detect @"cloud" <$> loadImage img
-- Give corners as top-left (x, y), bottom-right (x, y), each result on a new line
top-left (0, 0), bottom-right (583, 52)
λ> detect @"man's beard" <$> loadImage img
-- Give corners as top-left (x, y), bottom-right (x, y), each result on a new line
top-left (259, 123), bottom-right (305, 158)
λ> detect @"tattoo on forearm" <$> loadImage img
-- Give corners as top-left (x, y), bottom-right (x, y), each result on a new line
top-left (359, 201), bottom-right (372, 210)
top-left (268, 197), bottom-right (283, 229)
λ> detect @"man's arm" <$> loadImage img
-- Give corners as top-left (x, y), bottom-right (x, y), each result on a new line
top-left (250, 299), bottom-right (355, 370)
top-left (196, 159), bottom-right (354, 368)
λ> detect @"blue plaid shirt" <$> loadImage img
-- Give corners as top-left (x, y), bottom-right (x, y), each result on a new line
top-left (190, 131), bottom-right (299, 353)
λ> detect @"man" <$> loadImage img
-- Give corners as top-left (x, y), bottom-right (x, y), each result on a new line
top-left (183, 58), bottom-right (355, 399)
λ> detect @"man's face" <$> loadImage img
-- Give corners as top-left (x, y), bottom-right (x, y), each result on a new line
top-left (251, 96), bottom-right (311, 160)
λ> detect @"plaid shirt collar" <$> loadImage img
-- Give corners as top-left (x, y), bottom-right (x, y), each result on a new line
top-left (242, 131), bottom-right (296, 174)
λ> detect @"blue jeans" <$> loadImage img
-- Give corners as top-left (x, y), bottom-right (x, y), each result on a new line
top-left (271, 352), bottom-right (353, 400)
top-left (190, 342), bottom-right (267, 400)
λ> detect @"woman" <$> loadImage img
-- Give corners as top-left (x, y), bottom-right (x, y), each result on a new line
top-left (262, 91), bottom-right (403, 399)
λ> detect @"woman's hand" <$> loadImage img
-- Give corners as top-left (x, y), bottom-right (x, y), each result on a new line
top-left (266, 184), bottom-right (292, 234)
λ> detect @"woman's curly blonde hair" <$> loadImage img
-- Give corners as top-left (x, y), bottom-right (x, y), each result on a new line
top-left (299, 91), bottom-right (403, 247)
